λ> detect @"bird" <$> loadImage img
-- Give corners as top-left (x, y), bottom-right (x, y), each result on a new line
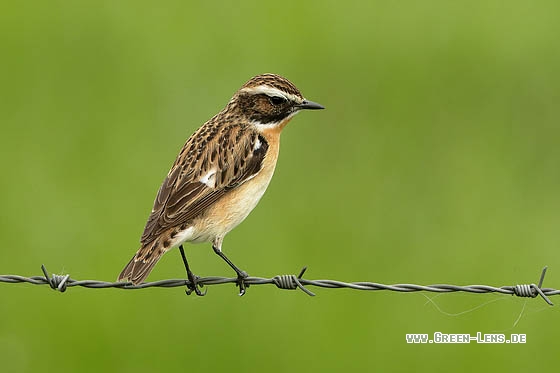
top-left (118, 73), bottom-right (324, 295)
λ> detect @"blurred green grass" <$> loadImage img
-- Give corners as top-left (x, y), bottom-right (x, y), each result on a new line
top-left (1, 1), bottom-right (559, 372)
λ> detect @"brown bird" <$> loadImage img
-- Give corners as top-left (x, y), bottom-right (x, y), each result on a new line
top-left (118, 73), bottom-right (324, 295)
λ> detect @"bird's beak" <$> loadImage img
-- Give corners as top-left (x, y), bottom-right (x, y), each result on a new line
top-left (297, 100), bottom-right (325, 110)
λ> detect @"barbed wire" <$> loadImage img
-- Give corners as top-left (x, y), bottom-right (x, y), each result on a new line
top-left (0, 265), bottom-right (557, 305)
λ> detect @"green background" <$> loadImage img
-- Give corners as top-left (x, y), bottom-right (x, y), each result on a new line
top-left (1, 1), bottom-right (559, 371)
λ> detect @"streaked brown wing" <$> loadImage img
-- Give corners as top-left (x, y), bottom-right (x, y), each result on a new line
top-left (140, 125), bottom-right (269, 246)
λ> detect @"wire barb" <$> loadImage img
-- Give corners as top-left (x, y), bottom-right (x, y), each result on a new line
top-left (0, 265), bottom-right (557, 305)
top-left (272, 267), bottom-right (315, 296)
top-left (41, 264), bottom-right (70, 292)
top-left (512, 267), bottom-right (553, 306)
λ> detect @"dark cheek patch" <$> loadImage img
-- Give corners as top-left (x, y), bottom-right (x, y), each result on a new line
top-left (239, 93), bottom-right (292, 124)
top-left (251, 99), bottom-right (291, 124)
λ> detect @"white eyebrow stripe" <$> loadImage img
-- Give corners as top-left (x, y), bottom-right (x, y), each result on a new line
top-left (241, 85), bottom-right (302, 103)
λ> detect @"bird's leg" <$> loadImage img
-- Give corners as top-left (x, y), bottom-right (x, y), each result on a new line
top-left (212, 244), bottom-right (249, 296)
top-left (179, 245), bottom-right (206, 296)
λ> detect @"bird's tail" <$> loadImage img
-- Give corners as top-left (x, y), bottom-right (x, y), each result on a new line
top-left (118, 242), bottom-right (167, 285)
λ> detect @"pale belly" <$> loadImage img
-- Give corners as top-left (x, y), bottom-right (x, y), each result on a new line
top-left (192, 168), bottom-right (275, 243)
top-left (170, 127), bottom-right (283, 248)
top-left (172, 153), bottom-right (278, 246)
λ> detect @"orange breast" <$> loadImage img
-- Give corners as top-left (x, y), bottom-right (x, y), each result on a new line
top-left (190, 126), bottom-right (284, 242)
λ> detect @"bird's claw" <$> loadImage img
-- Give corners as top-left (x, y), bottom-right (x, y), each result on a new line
top-left (236, 271), bottom-right (249, 296)
top-left (185, 274), bottom-right (207, 296)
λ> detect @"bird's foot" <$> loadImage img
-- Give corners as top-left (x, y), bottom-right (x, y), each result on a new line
top-left (235, 270), bottom-right (249, 296)
top-left (185, 272), bottom-right (206, 296)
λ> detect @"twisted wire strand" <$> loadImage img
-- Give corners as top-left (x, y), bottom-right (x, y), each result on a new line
top-left (0, 265), bottom-right (556, 306)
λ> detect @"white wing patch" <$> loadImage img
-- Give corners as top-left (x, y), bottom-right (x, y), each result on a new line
top-left (199, 169), bottom-right (217, 188)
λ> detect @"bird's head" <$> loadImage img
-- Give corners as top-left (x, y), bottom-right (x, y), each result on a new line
top-left (229, 73), bottom-right (324, 131)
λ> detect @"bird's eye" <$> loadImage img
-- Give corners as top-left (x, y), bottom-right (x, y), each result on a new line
top-left (269, 96), bottom-right (287, 105)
